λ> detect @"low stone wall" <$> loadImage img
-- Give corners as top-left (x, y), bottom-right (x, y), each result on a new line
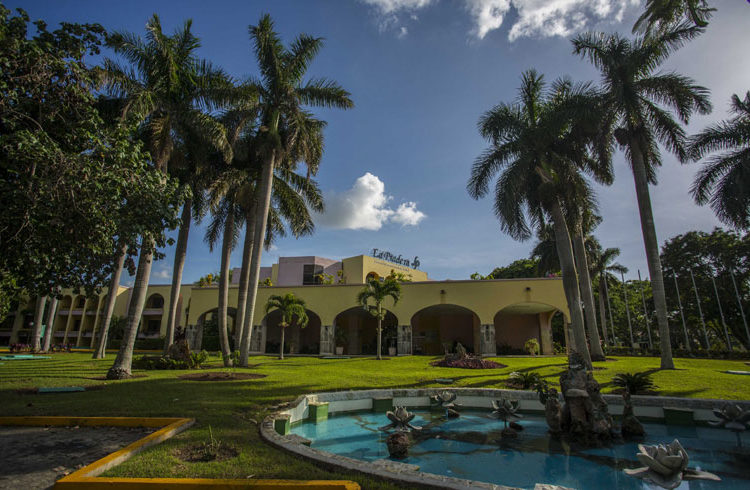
top-left (260, 388), bottom-right (750, 490)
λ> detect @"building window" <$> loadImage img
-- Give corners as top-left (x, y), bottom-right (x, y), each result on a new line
top-left (303, 264), bottom-right (324, 285)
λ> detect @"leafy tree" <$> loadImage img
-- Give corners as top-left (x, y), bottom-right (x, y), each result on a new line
top-left (484, 259), bottom-right (544, 279)
top-left (689, 92), bottom-right (750, 230)
top-left (101, 14), bottom-right (232, 379)
top-left (467, 71), bottom-right (609, 367)
top-left (589, 246), bottom-right (628, 345)
top-left (633, 0), bottom-right (714, 34)
top-left (265, 293), bottom-right (309, 360)
top-left (660, 228), bottom-right (750, 349)
top-left (573, 24), bottom-right (712, 369)
top-left (237, 14), bottom-right (353, 367)
top-left (0, 7), bottom-right (182, 325)
top-left (357, 277), bottom-right (401, 360)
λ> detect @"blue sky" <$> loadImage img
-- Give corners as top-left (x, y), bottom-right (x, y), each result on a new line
top-left (11, 0), bottom-right (750, 284)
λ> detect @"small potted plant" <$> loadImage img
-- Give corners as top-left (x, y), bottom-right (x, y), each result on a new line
top-left (335, 325), bottom-right (347, 355)
top-left (524, 338), bottom-right (540, 356)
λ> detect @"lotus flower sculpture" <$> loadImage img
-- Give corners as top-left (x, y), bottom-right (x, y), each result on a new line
top-left (430, 391), bottom-right (462, 418)
top-left (709, 404), bottom-right (750, 447)
top-left (492, 399), bottom-right (522, 429)
top-left (623, 439), bottom-right (720, 489)
top-left (379, 406), bottom-right (422, 432)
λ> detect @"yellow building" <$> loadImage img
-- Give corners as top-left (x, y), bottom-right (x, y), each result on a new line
top-left (2, 254), bottom-right (569, 356)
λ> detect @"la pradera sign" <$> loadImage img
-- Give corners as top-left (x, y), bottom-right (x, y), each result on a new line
top-left (371, 249), bottom-right (420, 269)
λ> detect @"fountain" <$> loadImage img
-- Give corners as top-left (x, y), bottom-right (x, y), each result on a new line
top-left (710, 403), bottom-right (750, 447)
top-left (624, 439), bottom-right (721, 489)
top-left (379, 406), bottom-right (421, 459)
top-left (620, 391), bottom-right (645, 437)
top-left (491, 398), bottom-right (522, 438)
top-left (430, 391), bottom-right (461, 418)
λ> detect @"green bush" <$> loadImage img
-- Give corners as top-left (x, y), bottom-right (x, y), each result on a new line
top-left (133, 349), bottom-right (209, 370)
top-left (612, 371), bottom-right (656, 394)
top-left (524, 338), bottom-right (540, 355)
top-left (508, 371), bottom-right (541, 389)
top-left (190, 350), bottom-right (209, 368)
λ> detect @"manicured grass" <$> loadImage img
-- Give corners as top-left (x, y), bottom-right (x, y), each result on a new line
top-left (1, 353), bottom-right (749, 487)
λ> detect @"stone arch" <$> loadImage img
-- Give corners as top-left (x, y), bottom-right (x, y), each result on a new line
top-left (141, 293), bottom-right (165, 337)
top-left (410, 304), bottom-right (480, 355)
top-left (193, 307), bottom-right (238, 351)
top-left (264, 308), bottom-right (322, 355)
top-left (365, 271), bottom-right (380, 282)
top-left (493, 302), bottom-right (562, 355)
top-left (334, 307), bottom-right (398, 355)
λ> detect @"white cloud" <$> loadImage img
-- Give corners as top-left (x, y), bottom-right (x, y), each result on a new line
top-left (392, 202), bottom-right (426, 226)
top-left (153, 266), bottom-right (171, 281)
top-left (318, 173), bottom-right (426, 230)
top-left (398, 26), bottom-right (409, 38)
top-left (362, 0), bottom-right (638, 41)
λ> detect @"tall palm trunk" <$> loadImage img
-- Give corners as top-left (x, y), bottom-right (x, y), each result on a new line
top-left (163, 199), bottom-right (192, 354)
top-left (94, 244), bottom-right (127, 359)
top-left (217, 208), bottom-right (235, 366)
top-left (376, 305), bottom-right (383, 361)
top-left (31, 295), bottom-right (47, 351)
top-left (41, 294), bottom-right (59, 352)
top-left (597, 278), bottom-right (609, 345)
top-left (107, 240), bottom-right (154, 379)
top-left (239, 153), bottom-right (275, 366)
top-left (573, 230), bottom-right (605, 360)
top-left (235, 206), bottom-right (255, 350)
top-left (629, 136), bottom-right (674, 369)
top-left (279, 324), bottom-right (285, 360)
top-left (548, 199), bottom-right (592, 367)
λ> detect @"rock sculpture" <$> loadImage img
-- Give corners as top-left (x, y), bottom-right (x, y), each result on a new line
top-left (709, 403), bottom-right (750, 447)
top-left (537, 385), bottom-right (562, 434)
top-left (386, 431), bottom-right (410, 459)
top-left (620, 391), bottom-right (645, 437)
top-left (379, 406), bottom-right (422, 432)
top-left (556, 352), bottom-right (615, 445)
top-left (492, 398), bottom-right (522, 438)
top-left (624, 439), bottom-right (720, 489)
top-left (430, 391), bottom-right (461, 418)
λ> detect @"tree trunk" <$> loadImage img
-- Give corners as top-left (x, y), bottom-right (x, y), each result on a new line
top-left (279, 325), bottom-right (285, 360)
top-left (94, 244), bottom-right (127, 359)
top-left (163, 200), bottom-right (192, 354)
top-left (239, 153), bottom-right (275, 366)
top-left (573, 230), bottom-right (605, 360)
top-left (235, 206), bottom-right (256, 350)
top-left (217, 208), bottom-right (235, 367)
top-left (376, 309), bottom-right (383, 360)
top-left (598, 278), bottom-right (609, 345)
top-left (107, 240), bottom-right (153, 379)
top-left (31, 296), bottom-right (46, 352)
top-left (548, 199), bottom-right (592, 368)
top-left (629, 136), bottom-right (674, 369)
top-left (41, 294), bottom-right (59, 352)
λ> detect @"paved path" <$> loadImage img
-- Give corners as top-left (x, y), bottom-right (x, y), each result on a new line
top-left (0, 426), bottom-right (152, 489)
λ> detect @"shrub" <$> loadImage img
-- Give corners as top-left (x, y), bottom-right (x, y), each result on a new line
top-left (190, 350), bottom-right (209, 368)
top-left (612, 371), bottom-right (656, 394)
top-left (553, 341), bottom-right (566, 354)
top-left (508, 371), bottom-right (541, 389)
top-left (524, 338), bottom-right (540, 355)
top-left (133, 350), bottom-right (209, 370)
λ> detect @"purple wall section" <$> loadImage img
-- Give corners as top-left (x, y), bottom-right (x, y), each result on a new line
top-left (276, 256), bottom-right (341, 286)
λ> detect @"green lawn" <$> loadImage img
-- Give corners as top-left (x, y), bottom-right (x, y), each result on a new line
top-left (1, 353), bottom-right (749, 487)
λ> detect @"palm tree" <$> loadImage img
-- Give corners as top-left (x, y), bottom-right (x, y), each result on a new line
top-left (689, 92), bottom-right (750, 230)
top-left (237, 14), bottom-right (353, 367)
top-left (357, 277), bottom-right (401, 360)
top-left (633, 0), bottom-right (714, 34)
top-left (205, 198), bottom-right (238, 366)
top-left (265, 293), bottom-right (308, 360)
top-left (590, 246), bottom-right (628, 345)
top-left (573, 25), bottom-right (712, 369)
top-left (530, 224), bottom-right (560, 276)
top-left (30, 295), bottom-right (46, 351)
top-left (101, 15), bottom-right (233, 379)
top-left (93, 245), bottom-right (126, 359)
top-left (469, 71), bottom-right (609, 367)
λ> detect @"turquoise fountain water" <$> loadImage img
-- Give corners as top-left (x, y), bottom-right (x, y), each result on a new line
top-left (290, 410), bottom-right (750, 489)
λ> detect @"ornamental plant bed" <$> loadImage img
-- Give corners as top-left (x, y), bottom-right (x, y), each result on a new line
top-left (177, 372), bottom-right (267, 381)
top-left (431, 357), bottom-right (506, 369)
